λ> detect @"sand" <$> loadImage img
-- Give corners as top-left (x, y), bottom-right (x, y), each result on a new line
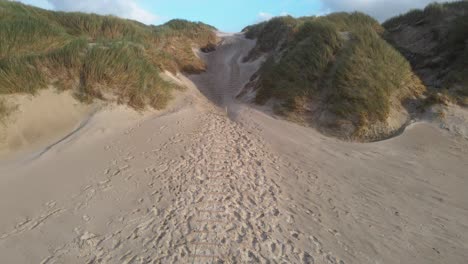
top-left (0, 89), bottom-right (94, 161)
top-left (0, 33), bottom-right (467, 264)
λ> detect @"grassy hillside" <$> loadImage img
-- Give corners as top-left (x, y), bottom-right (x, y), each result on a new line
top-left (243, 13), bottom-right (424, 140)
top-left (383, 1), bottom-right (468, 105)
top-left (0, 0), bottom-right (217, 115)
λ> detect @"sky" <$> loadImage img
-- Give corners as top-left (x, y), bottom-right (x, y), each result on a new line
top-left (15, 0), bottom-right (457, 32)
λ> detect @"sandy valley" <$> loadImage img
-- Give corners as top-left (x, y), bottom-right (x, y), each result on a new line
top-left (0, 34), bottom-right (467, 264)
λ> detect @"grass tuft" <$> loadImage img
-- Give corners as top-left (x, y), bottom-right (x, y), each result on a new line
top-left (327, 27), bottom-right (419, 122)
top-left (255, 20), bottom-right (343, 104)
top-left (79, 42), bottom-right (174, 109)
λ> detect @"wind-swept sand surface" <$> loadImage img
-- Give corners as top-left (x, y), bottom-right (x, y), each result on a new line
top-left (0, 89), bottom-right (94, 160)
top-left (0, 34), bottom-right (467, 264)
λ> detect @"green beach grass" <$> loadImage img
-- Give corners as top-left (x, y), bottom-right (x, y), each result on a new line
top-left (244, 12), bottom-right (423, 132)
top-left (0, 0), bottom-right (217, 119)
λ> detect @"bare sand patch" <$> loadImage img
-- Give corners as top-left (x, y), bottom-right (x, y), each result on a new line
top-left (0, 89), bottom-right (94, 159)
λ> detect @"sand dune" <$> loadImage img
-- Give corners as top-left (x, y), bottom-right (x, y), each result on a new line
top-left (0, 89), bottom-right (94, 161)
top-left (0, 34), bottom-right (467, 263)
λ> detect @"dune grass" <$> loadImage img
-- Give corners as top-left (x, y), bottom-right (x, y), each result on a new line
top-left (315, 12), bottom-right (382, 33)
top-left (441, 13), bottom-right (468, 96)
top-left (327, 27), bottom-right (420, 122)
top-left (49, 12), bottom-right (149, 42)
top-left (244, 12), bottom-right (382, 54)
top-left (255, 20), bottom-right (343, 107)
top-left (244, 16), bottom-right (298, 58)
top-left (382, 2), bottom-right (467, 29)
top-left (244, 12), bottom-right (424, 136)
top-left (0, 0), bottom-right (217, 120)
top-left (79, 42), bottom-right (175, 109)
top-left (383, 1), bottom-right (468, 103)
top-left (0, 15), bottom-right (69, 58)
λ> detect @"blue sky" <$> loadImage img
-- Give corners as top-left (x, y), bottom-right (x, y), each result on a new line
top-left (138, 0), bottom-right (323, 32)
top-left (16, 0), bottom-right (455, 32)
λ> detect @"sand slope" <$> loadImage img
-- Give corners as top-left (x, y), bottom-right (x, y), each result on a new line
top-left (0, 34), bottom-right (467, 264)
top-left (0, 89), bottom-right (94, 160)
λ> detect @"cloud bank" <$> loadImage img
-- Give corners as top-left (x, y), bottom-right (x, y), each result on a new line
top-left (46, 0), bottom-right (158, 24)
top-left (320, 0), bottom-right (458, 21)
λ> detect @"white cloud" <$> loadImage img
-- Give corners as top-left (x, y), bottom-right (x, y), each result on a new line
top-left (256, 11), bottom-right (290, 23)
top-left (320, 0), bottom-right (458, 21)
top-left (257, 11), bottom-right (274, 22)
top-left (46, 0), bottom-right (159, 24)
top-left (316, 8), bottom-right (331, 17)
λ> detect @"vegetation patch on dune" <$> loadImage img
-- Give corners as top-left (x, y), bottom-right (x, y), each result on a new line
top-left (243, 16), bottom-right (298, 60)
top-left (383, 1), bottom-right (468, 105)
top-left (327, 27), bottom-right (421, 124)
top-left (0, 0), bottom-right (217, 119)
top-left (243, 13), bottom-right (424, 140)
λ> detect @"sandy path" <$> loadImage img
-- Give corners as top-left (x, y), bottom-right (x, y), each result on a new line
top-left (0, 33), bottom-right (467, 264)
